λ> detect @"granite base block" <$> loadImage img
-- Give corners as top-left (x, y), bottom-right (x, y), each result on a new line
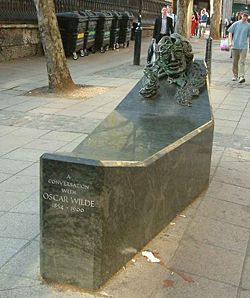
top-left (40, 76), bottom-right (214, 290)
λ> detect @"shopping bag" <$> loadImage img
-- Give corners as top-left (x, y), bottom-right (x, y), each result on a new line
top-left (220, 39), bottom-right (229, 51)
top-left (147, 39), bottom-right (156, 64)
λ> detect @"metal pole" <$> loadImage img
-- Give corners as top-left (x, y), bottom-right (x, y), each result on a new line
top-left (133, 0), bottom-right (142, 65)
top-left (205, 35), bottom-right (213, 83)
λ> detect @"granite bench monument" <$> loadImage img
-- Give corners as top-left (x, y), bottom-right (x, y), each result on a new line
top-left (40, 33), bottom-right (214, 290)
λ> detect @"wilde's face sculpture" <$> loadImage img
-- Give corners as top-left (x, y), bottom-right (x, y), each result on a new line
top-left (140, 33), bottom-right (207, 106)
top-left (157, 34), bottom-right (193, 78)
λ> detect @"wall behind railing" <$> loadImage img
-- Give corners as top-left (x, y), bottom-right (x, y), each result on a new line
top-left (0, 0), bottom-right (163, 25)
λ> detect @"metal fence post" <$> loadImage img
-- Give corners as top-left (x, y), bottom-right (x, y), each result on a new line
top-left (133, 16), bottom-right (142, 65)
top-left (205, 36), bottom-right (213, 83)
top-left (133, 0), bottom-right (142, 66)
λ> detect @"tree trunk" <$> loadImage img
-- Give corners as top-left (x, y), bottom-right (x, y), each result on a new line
top-left (175, 0), bottom-right (192, 37)
top-left (34, 0), bottom-right (77, 93)
top-left (210, 0), bottom-right (222, 40)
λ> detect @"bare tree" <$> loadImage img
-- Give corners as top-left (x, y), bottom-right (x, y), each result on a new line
top-left (210, 0), bottom-right (222, 39)
top-left (175, 0), bottom-right (192, 37)
top-left (34, 0), bottom-right (77, 93)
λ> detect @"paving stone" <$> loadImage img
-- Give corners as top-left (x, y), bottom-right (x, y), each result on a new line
top-left (230, 135), bottom-right (250, 152)
top-left (206, 180), bottom-right (250, 206)
top-left (0, 135), bottom-right (34, 156)
top-left (0, 125), bottom-right (19, 137)
top-left (0, 158), bottom-right (33, 174)
top-left (56, 118), bottom-right (101, 134)
top-left (222, 99), bottom-right (247, 108)
top-left (28, 107), bottom-right (63, 115)
top-left (0, 238), bottom-right (28, 268)
top-left (0, 273), bottom-right (40, 290)
top-left (210, 166), bottom-right (216, 178)
top-left (8, 127), bottom-right (49, 138)
top-left (214, 125), bottom-right (236, 135)
top-left (239, 289), bottom-right (250, 298)
top-left (241, 111), bottom-right (250, 118)
top-left (1, 241), bottom-right (39, 279)
top-left (0, 174), bottom-right (38, 193)
top-left (4, 101), bottom-right (46, 112)
top-left (169, 237), bottom-right (244, 286)
top-left (197, 196), bottom-right (250, 228)
top-left (18, 163), bottom-right (39, 177)
top-left (55, 104), bottom-right (95, 116)
top-left (184, 215), bottom-right (249, 253)
top-left (0, 286), bottom-right (95, 298)
top-left (39, 131), bottom-right (82, 142)
top-left (214, 119), bottom-right (238, 128)
top-left (214, 109), bottom-right (243, 121)
top-left (241, 255), bottom-right (250, 290)
top-left (104, 254), bottom-right (167, 298)
top-left (213, 166), bottom-right (250, 189)
top-left (213, 133), bottom-right (234, 148)
top-left (43, 100), bottom-right (80, 109)
top-left (218, 104), bottom-right (246, 111)
top-left (83, 111), bottom-right (109, 120)
top-left (0, 213), bottom-right (39, 239)
top-left (0, 111), bottom-right (41, 127)
top-left (0, 191), bottom-right (30, 212)
top-left (222, 148), bottom-right (250, 161)
top-left (234, 128), bottom-right (250, 137)
top-left (153, 273), bottom-right (238, 298)
top-left (218, 149), bottom-right (250, 173)
top-left (22, 139), bottom-right (68, 151)
top-left (56, 135), bottom-right (88, 153)
top-left (238, 118), bottom-right (250, 130)
top-left (3, 148), bottom-right (48, 162)
top-left (11, 195), bottom-right (39, 214)
top-left (0, 173), bottom-right (12, 183)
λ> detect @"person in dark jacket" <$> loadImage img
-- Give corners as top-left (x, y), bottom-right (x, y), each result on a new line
top-left (153, 6), bottom-right (174, 43)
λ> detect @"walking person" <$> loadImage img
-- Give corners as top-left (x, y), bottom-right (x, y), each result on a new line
top-left (199, 8), bottom-right (209, 38)
top-left (167, 5), bottom-right (177, 29)
top-left (195, 11), bottom-right (200, 36)
top-left (228, 11), bottom-right (250, 83)
top-left (153, 6), bottom-right (174, 44)
top-left (191, 10), bottom-right (198, 36)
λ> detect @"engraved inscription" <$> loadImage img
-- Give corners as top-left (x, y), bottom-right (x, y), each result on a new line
top-left (48, 178), bottom-right (90, 190)
top-left (42, 175), bottom-right (95, 214)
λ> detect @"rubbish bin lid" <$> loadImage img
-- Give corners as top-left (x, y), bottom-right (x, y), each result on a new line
top-left (95, 11), bottom-right (113, 19)
top-left (81, 10), bottom-right (99, 20)
top-left (56, 11), bottom-right (87, 20)
top-left (119, 11), bottom-right (134, 19)
top-left (110, 11), bottom-right (122, 19)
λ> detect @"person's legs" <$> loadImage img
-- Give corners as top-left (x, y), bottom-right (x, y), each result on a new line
top-left (198, 24), bottom-right (201, 38)
top-left (232, 49), bottom-right (240, 79)
top-left (196, 23), bottom-right (199, 36)
top-left (238, 49), bottom-right (248, 81)
top-left (201, 25), bottom-right (205, 38)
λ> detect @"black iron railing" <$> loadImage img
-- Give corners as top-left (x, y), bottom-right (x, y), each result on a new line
top-left (0, 0), bottom-right (163, 24)
top-left (0, 0), bottom-right (37, 22)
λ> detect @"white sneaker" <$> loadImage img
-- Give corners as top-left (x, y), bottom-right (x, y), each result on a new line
top-left (232, 76), bottom-right (238, 81)
top-left (239, 76), bottom-right (246, 83)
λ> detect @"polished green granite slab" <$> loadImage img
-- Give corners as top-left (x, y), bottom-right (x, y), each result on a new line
top-left (73, 77), bottom-right (211, 162)
top-left (40, 66), bottom-right (214, 290)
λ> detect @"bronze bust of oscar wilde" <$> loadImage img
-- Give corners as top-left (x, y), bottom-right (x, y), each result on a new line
top-left (140, 33), bottom-right (207, 106)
